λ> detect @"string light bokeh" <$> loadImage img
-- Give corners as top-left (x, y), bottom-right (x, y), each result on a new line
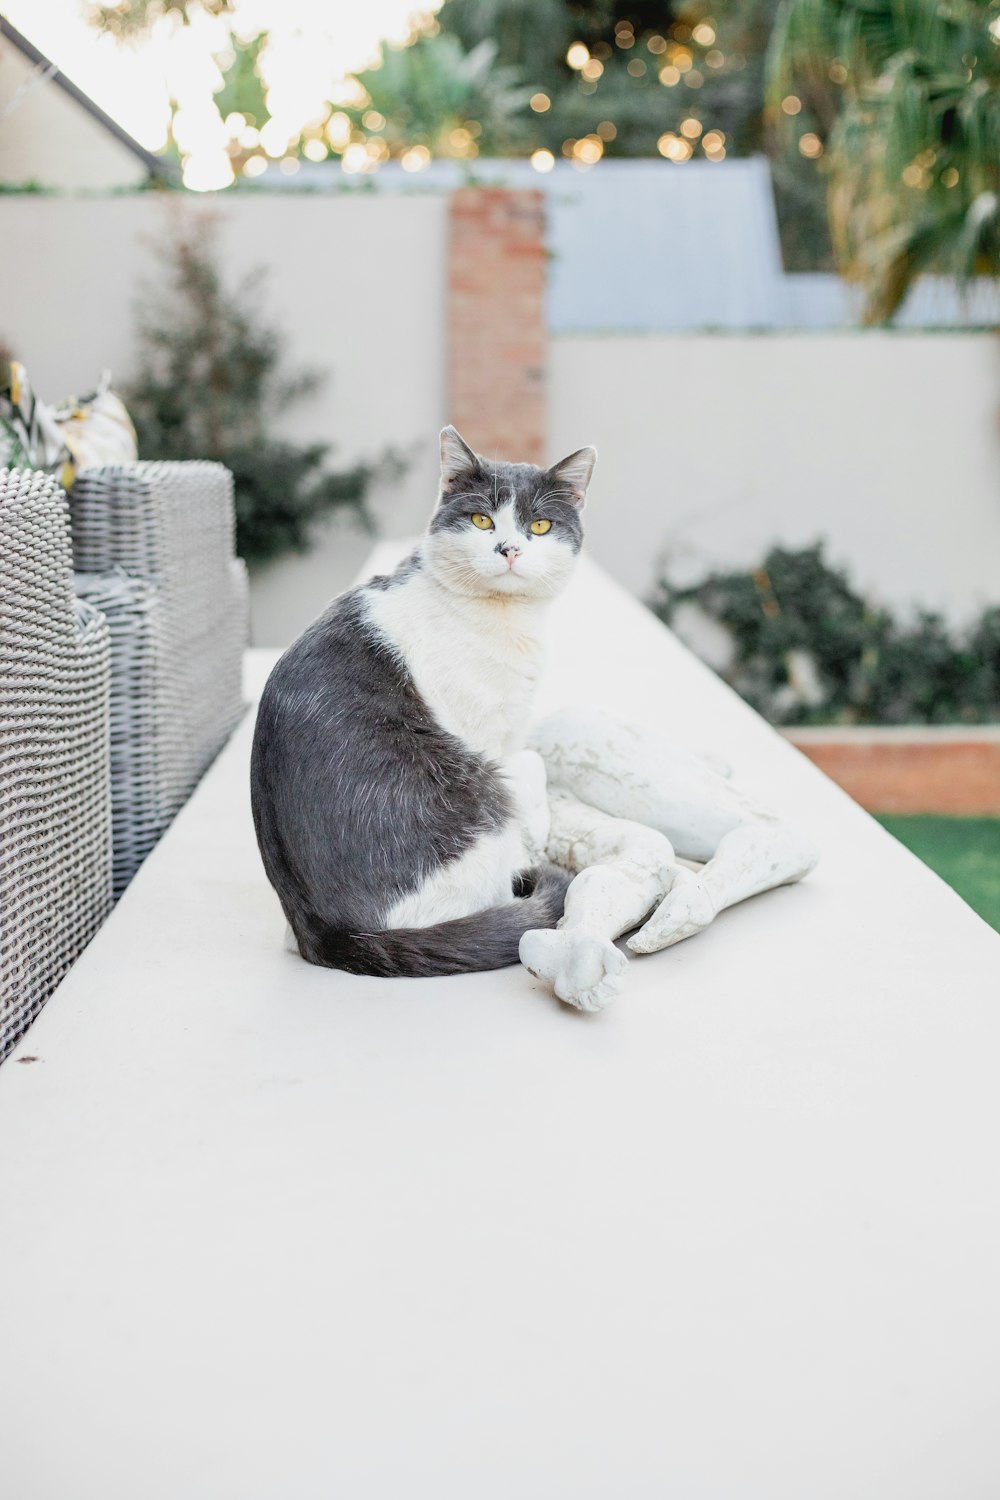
top-left (2, 0), bottom-right (442, 188)
top-left (2, 2), bottom-right (830, 186)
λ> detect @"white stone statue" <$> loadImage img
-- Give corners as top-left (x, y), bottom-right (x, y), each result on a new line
top-left (516, 709), bottom-right (819, 1013)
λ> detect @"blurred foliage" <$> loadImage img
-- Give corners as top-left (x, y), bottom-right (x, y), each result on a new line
top-left (83, 0), bottom-right (1000, 292)
top-left (84, 0), bottom-right (837, 268)
top-left (769, 0), bottom-right (1000, 319)
top-left (214, 30), bottom-right (268, 127)
top-left (207, 31), bottom-right (272, 178)
top-left (651, 543), bottom-right (1000, 724)
top-left (348, 0), bottom-right (779, 157)
top-left (346, 0), bottom-right (832, 264)
top-left (126, 218), bottom-right (392, 563)
top-left (87, 0), bottom-right (233, 39)
top-left (347, 31), bottom-right (534, 159)
top-left (439, 0), bottom-right (770, 155)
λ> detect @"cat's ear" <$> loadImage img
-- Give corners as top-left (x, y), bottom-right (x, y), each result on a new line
top-left (439, 426), bottom-right (480, 486)
top-left (547, 446), bottom-right (597, 506)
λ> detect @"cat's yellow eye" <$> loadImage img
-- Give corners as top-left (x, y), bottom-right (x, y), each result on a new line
top-left (530, 518), bottom-right (552, 535)
top-left (471, 513), bottom-right (494, 530)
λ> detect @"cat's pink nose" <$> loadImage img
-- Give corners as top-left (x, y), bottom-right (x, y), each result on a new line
top-left (496, 541), bottom-right (522, 566)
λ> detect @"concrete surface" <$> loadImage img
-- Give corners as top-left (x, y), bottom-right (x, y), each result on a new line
top-left (1, 552), bottom-right (999, 1499)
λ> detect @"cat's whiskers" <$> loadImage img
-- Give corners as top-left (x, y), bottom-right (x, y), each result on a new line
top-left (530, 486), bottom-right (577, 509)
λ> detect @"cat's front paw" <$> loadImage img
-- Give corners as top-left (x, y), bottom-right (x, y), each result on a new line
top-left (519, 927), bottom-right (627, 1013)
top-left (627, 869), bottom-right (717, 953)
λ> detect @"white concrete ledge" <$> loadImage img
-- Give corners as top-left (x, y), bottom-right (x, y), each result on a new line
top-left (2, 553), bottom-right (999, 1499)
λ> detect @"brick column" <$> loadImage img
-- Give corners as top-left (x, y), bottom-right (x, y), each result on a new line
top-left (447, 187), bottom-right (547, 465)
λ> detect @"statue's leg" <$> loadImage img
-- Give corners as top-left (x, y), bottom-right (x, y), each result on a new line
top-left (530, 708), bottom-right (818, 954)
top-left (500, 747), bottom-right (551, 867)
top-left (530, 708), bottom-right (764, 859)
top-left (519, 790), bottom-right (682, 1012)
top-left (628, 815), bottom-right (818, 953)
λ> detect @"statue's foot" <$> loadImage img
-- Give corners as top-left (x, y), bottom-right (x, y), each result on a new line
top-left (519, 927), bottom-right (627, 1013)
top-left (627, 869), bottom-right (717, 954)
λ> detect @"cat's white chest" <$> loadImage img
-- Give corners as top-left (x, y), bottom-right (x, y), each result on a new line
top-left (364, 572), bottom-right (545, 759)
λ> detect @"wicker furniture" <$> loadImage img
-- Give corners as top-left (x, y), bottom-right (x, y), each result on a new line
top-left (73, 570), bottom-right (166, 900)
top-left (1, 459), bottom-right (246, 1059)
top-left (70, 461), bottom-right (246, 888)
top-left (0, 468), bottom-right (112, 1060)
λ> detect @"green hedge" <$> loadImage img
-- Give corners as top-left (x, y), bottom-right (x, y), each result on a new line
top-left (650, 544), bottom-right (1000, 726)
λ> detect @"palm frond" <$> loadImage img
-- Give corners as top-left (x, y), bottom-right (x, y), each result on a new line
top-left (769, 0), bottom-right (1000, 319)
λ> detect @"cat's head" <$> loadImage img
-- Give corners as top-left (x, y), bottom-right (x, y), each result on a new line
top-left (426, 426), bottom-right (596, 602)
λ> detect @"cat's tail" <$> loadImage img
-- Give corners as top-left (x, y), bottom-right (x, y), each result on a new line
top-left (297, 863), bottom-right (572, 978)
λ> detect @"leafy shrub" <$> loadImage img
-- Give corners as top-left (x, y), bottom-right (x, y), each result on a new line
top-left (127, 217), bottom-right (400, 563)
top-left (650, 543), bottom-right (1000, 726)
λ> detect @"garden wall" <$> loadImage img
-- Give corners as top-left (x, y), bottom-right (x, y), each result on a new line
top-left (3, 194), bottom-right (998, 645)
top-left (0, 192), bottom-right (450, 643)
top-left (551, 331), bottom-right (1000, 622)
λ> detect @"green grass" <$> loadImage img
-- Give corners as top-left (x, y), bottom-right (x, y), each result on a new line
top-left (876, 816), bottom-right (1000, 934)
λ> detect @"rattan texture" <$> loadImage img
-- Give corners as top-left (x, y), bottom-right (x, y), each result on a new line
top-left (1, 468), bottom-right (112, 1061)
top-left (73, 570), bottom-right (167, 900)
top-left (69, 462), bottom-right (246, 846)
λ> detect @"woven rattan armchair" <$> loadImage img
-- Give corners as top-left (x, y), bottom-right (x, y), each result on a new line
top-left (70, 461), bottom-right (247, 889)
top-left (73, 569), bottom-right (167, 900)
top-left (1, 468), bottom-right (112, 1059)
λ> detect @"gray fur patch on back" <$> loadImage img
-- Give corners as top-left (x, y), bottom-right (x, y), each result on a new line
top-left (250, 580), bottom-right (512, 956)
top-left (367, 548), bottom-right (423, 590)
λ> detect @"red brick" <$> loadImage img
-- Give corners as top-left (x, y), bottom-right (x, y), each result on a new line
top-left (448, 187), bottom-right (547, 465)
top-left (784, 731), bottom-right (1000, 815)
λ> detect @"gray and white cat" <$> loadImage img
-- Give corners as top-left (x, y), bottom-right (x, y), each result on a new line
top-left (250, 425), bottom-right (597, 977)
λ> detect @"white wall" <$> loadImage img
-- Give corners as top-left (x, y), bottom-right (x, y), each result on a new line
top-left (3, 190), bottom-right (998, 642)
top-left (0, 43), bottom-right (148, 191)
top-left (551, 331), bottom-right (1000, 622)
top-left (0, 193), bottom-right (449, 643)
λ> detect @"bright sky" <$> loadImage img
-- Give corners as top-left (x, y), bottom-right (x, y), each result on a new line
top-left (4, 0), bottom-right (436, 184)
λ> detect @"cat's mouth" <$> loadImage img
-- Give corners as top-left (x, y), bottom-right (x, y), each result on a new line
top-left (482, 561), bottom-right (534, 597)
top-left (491, 561), bottom-right (525, 583)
